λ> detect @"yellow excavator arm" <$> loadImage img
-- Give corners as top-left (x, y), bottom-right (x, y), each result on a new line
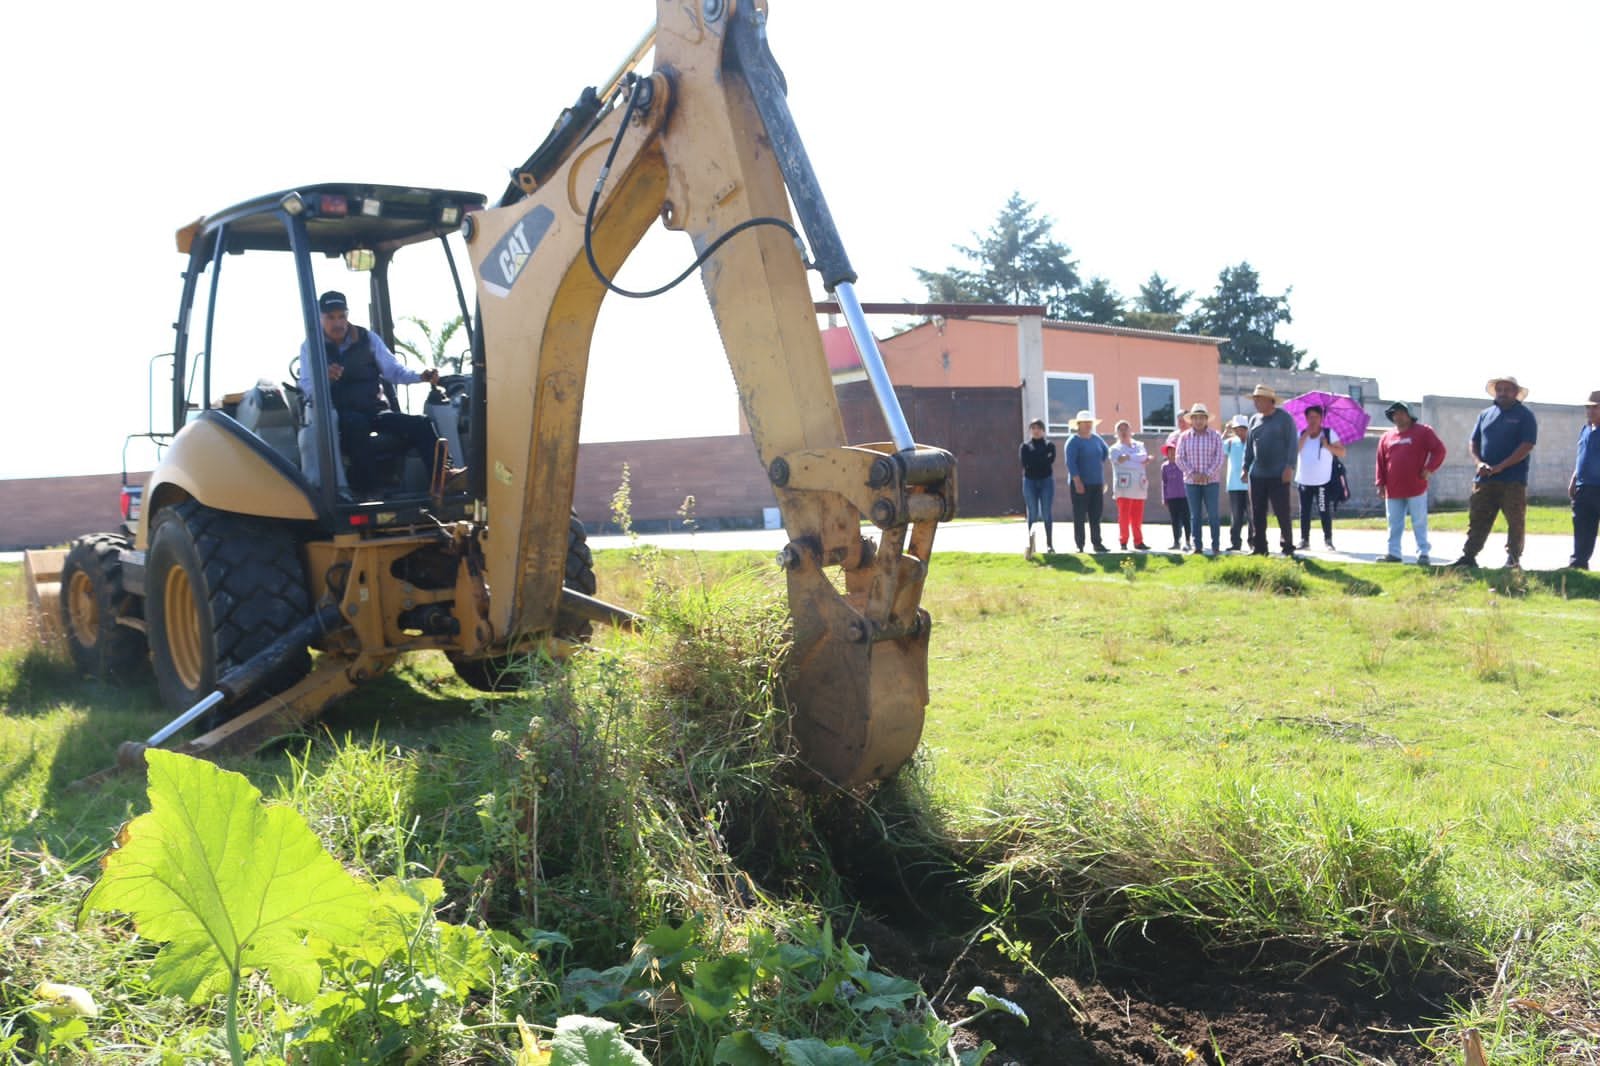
top-left (464, 0), bottom-right (955, 786)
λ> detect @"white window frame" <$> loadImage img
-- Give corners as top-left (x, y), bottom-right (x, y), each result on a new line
top-left (1044, 372), bottom-right (1096, 436)
top-left (1137, 376), bottom-right (1182, 434)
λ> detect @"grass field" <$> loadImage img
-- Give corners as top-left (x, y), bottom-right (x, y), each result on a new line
top-left (1338, 502), bottom-right (1573, 536)
top-left (3, 550), bottom-right (1600, 1063)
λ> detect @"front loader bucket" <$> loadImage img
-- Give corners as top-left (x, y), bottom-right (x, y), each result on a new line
top-left (22, 549), bottom-right (66, 643)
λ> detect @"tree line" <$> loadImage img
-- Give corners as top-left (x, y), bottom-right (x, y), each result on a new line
top-left (914, 192), bottom-right (1312, 370)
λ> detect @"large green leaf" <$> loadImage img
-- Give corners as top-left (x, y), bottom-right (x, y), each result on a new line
top-left (81, 751), bottom-right (373, 1003)
top-left (548, 1015), bottom-right (650, 1066)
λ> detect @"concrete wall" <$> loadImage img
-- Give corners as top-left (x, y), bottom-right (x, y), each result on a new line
top-left (1219, 364), bottom-right (1388, 430)
top-left (1419, 396), bottom-right (1585, 506)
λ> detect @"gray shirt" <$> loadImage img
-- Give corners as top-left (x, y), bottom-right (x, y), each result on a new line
top-left (1243, 407), bottom-right (1298, 480)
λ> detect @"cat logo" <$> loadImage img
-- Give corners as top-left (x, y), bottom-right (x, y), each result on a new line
top-left (481, 205), bottom-right (555, 298)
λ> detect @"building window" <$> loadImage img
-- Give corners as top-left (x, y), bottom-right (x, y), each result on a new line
top-left (1138, 378), bottom-right (1181, 433)
top-left (1348, 384), bottom-right (1365, 405)
top-left (1045, 373), bottom-right (1095, 436)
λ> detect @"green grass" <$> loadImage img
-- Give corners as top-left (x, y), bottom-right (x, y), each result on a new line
top-left (4, 551), bottom-right (1600, 1061)
top-left (1338, 501), bottom-right (1573, 535)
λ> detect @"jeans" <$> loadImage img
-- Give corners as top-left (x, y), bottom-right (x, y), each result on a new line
top-left (1022, 476), bottom-right (1055, 547)
top-left (1227, 489), bottom-right (1250, 550)
top-left (1071, 483), bottom-right (1107, 549)
top-left (1185, 482), bottom-right (1221, 550)
top-left (1385, 494), bottom-right (1431, 557)
top-left (1249, 476), bottom-right (1293, 553)
top-left (1166, 496), bottom-right (1191, 546)
top-left (1298, 482), bottom-right (1335, 543)
top-left (1572, 484), bottom-right (1600, 569)
top-left (1462, 480), bottom-right (1528, 563)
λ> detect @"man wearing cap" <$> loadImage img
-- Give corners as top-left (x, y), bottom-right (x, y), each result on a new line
top-left (1569, 389), bottom-right (1600, 569)
top-left (1223, 414), bottom-right (1250, 552)
top-left (1374, 402), bottom-right (1447, 564)
top-left (1064, 410), bottom-right (1110, 552)
top-left (299, 290), bottom-right (446, 498)
top-left (1174, 403), bottom-right (1225, 555)
top-left (1241, 385), bottom-right (1298, 557)
top-left (1453, 376), bottom-right (1538, 568)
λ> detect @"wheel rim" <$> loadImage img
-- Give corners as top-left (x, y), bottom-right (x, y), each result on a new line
top-left (67, 570), bottom-right (99, 647)
top-left (163, 566), bottom-right (204, 690)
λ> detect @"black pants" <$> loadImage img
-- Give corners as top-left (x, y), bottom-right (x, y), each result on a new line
top-left (1574, 484), bottom-right (1600, 569)
top-left (1298, 483), bottom-right (1335, 543)
top-left (1071, 483), bottom-right (1106, 549)
top-left (338, 408), bottom-right (440, 496)
top-left (1228, 489), bottom-right (1250, 550)
top-left (1166, 497), bottom-right (1191, 546)
top-left (1249, 476), bottom-right (1294, 553)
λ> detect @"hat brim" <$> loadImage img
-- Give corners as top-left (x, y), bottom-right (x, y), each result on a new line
top-left (1486, 379), bottom-right (1528, 401)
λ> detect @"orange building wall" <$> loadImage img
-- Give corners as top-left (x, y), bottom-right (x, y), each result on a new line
top-left (876, 319), bottom-right (1221, 431)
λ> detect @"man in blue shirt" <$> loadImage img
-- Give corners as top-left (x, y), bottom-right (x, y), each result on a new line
top-left (1569, 389), bottom-right (1600, 569)
top-left (299, 290), bottom-right (446, 498)
top-left (1065, 411), bottom-right (1110, 552)
top-left (1453, 375), bottom-right (1538, 569)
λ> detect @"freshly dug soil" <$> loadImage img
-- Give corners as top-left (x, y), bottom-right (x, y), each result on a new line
top-left (853, 916), bottom-right (1453, 1065)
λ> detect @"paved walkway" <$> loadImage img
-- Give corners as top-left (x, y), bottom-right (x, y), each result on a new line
top-left (591, 520), bottom-right (1577, 570)
top-left (2, 525), bottom-right (1570, 570)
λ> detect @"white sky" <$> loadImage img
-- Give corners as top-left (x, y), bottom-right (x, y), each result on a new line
top-left (3, 1), bottom-right (1596, 479)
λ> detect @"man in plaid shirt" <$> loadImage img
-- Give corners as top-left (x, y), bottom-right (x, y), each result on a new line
top-left (1175, 403), bottom-right (1226, 555)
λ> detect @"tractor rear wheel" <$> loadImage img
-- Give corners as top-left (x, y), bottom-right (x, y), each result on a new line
top-left (60, 533), bottom-right (148, 681)
top-left (146, 501), bottom-right (312, 721)
top-left (450, 512), bottom-right (596, 692)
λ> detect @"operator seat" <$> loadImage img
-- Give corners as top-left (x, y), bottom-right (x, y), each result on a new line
top-left (236, 380), bottom-right (301, 467)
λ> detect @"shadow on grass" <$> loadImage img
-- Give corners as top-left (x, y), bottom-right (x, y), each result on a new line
top-left (1298, 559), bottom-right (1384, 597)
top-left (2, 648), bottom-right (491, 846)
top-left (1417, 562), bottom-right (1600, 601)
top-left (1032, 551), bottom-right (1189, 574)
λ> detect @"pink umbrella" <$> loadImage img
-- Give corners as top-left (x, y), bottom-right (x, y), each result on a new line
top-left (1282, 391), bottom-right (1371, 442)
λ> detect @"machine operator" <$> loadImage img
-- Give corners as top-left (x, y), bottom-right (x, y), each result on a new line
top-left (298, 290), bottom-right (448, 498)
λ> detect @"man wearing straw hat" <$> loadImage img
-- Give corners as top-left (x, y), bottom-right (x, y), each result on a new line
top-left (1242, 384), bottom-right (1299, 557)
top-left (1065, 410), bottom-right (1110, 552)
top-left (1453, 375), bottom-right (1538, 569)
top-left (1569, 389), bottom-right (1600, 570)
top-left (1175, 402), bottom-right (1226, 555)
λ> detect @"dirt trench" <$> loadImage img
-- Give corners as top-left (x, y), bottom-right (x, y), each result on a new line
top-left (850, 913), bottom-right (1454, 1065)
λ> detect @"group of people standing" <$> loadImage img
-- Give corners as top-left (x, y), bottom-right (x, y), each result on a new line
top-left (1019, 376), bottom-right (1600, 570)
top-left (1020, 386), bottom-right (1366, 558)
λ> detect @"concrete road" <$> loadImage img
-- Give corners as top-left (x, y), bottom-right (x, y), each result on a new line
top-left (591, 519), bottom-right (1579, 571)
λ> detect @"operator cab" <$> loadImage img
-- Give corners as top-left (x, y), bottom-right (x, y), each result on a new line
top-left (167, 182), bottom-right (487, 530)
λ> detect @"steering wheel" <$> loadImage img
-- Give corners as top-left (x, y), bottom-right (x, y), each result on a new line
top-left (288, 354), bottom-right (301, 384)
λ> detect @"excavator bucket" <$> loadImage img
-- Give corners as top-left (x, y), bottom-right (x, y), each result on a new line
top-left (22, 549), bottom-right (66, 643)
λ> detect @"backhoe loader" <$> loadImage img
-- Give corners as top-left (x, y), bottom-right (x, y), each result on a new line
top-left (26, 0), bottom-right (954, 789)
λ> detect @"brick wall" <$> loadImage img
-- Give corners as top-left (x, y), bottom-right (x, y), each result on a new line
top-left (0, 473), bottom-right (140, 550)
top-left (572, 435), bottom-right (776, 531)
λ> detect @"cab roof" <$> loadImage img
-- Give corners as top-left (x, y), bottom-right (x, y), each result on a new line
top-left (176, 182), bottom-right (487, 259)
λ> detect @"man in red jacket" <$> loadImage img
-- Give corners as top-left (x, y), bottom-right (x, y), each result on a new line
top-left (1375, 401), bottom-right (1448, 563)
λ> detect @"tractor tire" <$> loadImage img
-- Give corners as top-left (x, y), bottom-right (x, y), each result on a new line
top-left (146, 500), bottom-right (312, 721)
top-left (60, 533), bottom-right (148, 681)
top-left (564, 512), bottom-right (597, 597)
top-left (450, 512), bottom-right (596, 692)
